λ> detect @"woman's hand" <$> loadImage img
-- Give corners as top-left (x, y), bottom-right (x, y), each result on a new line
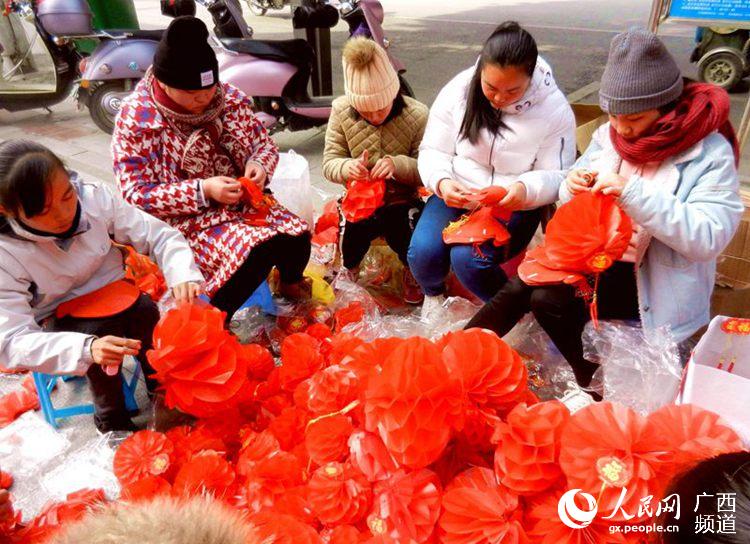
top-left (172, 281), bottom-right (202, 304)
top-left (344, 150), bottom-right (370, 181)
top-left (498, 182), bottom-right (528, 211)
top-left (437, 178), bottom-right (473, 208)
top-left (91, 336), bottom-right (140, 368)
top-left (370, 156), bottom-right (396, 180)
top-left (203, 176), bottom-right (243, 205)
top-left (244, 161), bottom-right (267, 187)
top-left (566, 169), bottom-right (596, 195)
top-left (591, 172), bottom-right (628, 197)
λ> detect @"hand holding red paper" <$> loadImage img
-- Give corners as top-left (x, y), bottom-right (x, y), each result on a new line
top-left (340, 169), bottom-right (386, 224)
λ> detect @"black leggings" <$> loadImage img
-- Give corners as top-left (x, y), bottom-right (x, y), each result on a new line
top-left (211, 232), bottom-right (312, 320)
top-left (47, 293), bottom-right (160, 428)
top-left (467, 261), bottom-right (640, 388)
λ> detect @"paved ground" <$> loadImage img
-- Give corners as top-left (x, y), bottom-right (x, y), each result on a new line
top-left (2, 0), bottom-right (749, 194)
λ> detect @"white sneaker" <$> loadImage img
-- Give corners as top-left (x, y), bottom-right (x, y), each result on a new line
top-left (420, 294), bottom-right (446, 321)
top-left (559, 385), bottom-right (596, 414)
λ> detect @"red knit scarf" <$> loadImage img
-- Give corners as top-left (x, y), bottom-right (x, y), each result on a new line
top-left (610, 82), bottom-right (740, 166)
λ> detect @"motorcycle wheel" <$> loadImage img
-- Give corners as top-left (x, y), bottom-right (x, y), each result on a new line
top-left (89, 81), bottom-right (132, 134)
top-left (246, 0), bottom-right (268, 16)
top-left (699, 52), bottom-right (743, 90)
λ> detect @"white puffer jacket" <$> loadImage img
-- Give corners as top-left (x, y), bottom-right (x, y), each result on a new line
top-left (418, 57), bottom-right (576, 207)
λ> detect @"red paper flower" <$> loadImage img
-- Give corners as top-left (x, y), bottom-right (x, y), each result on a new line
top-left (280, 333), bottom-right (326, 392)
top-left (441, 329), bottom-right (529, 411)
top-left (113, 430), bottom-right (174, 485)
top-left (439, 467), bottom-right (527, 544)
top-left (328, 334), bottom-right (366, 367)
top-left (268, 406), bottom-right (310, 452)
top-left (120, 476), bottom-right (172, 502)
top-left (368, 468), bottom-right (442, 543)
top-left (308, 462), bottom-right (373, 526)
top-left (148, 303), bottom-right (251, 417)
top-left (237, 430), bottom-right (282, 477)
top-left (559, 402), bottom-right (664, 523)
top-left (306, 414), bottom-right (355, 466)
top-left (173, 452), bottom-right (235, 498)
top-left (525, 491), bottom-right (630, 544)
top-left (0, 375), bottom-right (38, 428)
top-left (364, 337), bottom-right (463, 469)
top-left (334, 302), bottom-right (366, 332)
top-left (248, 511), bottom-right (323, 544)
top-left (308, 365), bottom-right (360, 415)
top-left (494, 401), bottom-right (570, 495)
top-left (245, 452), bottom-right (305, 512)
top-left (341, 178), bottom-right (386, 223)
top-left (646, 404), bottom-right (744, 478)
top-left (348, 431), bottom-right (400, 483)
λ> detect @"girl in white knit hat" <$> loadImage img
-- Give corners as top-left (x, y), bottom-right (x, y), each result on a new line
top-left (322, 37), bottom-right (428, 305)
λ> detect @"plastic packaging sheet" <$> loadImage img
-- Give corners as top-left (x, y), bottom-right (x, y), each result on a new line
top-left (584, 320), bottom-right (682, 415)
top-left (270, 150), bottom-right (315, 228)
top-left (501, 314), bottom-right (577, 401)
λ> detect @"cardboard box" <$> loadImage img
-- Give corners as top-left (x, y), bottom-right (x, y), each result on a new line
top-left (571, 103), bottom-right (608, 155)
top-left (716, 205), bottom-right (750, 289)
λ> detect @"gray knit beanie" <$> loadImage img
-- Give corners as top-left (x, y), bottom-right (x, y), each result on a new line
top-left (599, 28), bottom-right (683, 115)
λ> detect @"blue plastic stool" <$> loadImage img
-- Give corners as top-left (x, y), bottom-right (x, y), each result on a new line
top-left (32, 356), bottom-right (142, 429)
top-left (240, 280), bottom-right (277, 315)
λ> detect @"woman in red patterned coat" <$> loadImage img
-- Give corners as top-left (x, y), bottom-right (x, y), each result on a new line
top-left (112, 16), bottom-right (311, 320)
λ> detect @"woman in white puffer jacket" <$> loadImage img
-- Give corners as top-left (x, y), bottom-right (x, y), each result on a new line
top-left (407, 22), bottom-right (576, 313)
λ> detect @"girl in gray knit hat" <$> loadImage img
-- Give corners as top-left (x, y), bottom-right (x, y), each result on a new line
top-left (468, 28), bottom-right (743, 402)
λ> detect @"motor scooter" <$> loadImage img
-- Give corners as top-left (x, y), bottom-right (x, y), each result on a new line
top-left (243, 0), bottom-right (291, 17)
top-left (0, 1), bottom-right (81, 114)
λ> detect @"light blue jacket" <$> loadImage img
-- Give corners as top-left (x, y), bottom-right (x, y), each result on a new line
top-left (560, 124), bottom-right (743, 342)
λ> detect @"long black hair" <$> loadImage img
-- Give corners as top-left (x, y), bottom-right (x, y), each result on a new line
top-left (661, 451), bottom-right (750, 543)
top-left (459, 21), bottom-right (538, 145)
top-left (0, 140), bottom-right (65, 218)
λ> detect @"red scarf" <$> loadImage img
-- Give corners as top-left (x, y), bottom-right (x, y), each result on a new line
top-left (611, 82), bottom-right (740, 166)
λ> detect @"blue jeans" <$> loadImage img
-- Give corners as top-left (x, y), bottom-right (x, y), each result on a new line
top-left (407, 195), bottom-right (541, 302)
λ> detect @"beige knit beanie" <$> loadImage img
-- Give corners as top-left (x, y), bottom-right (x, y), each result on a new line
top-left (342, 37), bottom-right (400, 112)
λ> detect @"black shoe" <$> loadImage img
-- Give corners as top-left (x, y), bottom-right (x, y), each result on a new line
top-left (94, 415), bottom-right (138, 434)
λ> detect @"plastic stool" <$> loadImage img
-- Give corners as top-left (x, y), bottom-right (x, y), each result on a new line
top-left (240, 280), bottom-right (277, 315)
top-left (32, 356), bottom-right (142, 429)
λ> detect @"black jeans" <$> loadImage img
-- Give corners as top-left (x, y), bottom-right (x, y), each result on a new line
top-left (467, 261), bottom-right (640, 388)
top-left (47, 293), bottom-right (160, 428)
top-left (341, 201), bottom-right (423, 270)
top-left (211, 232), bottom-right (312, 319)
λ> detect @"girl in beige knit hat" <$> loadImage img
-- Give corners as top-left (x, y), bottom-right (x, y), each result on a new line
top-left (322, 37), bottom-right (429, 305)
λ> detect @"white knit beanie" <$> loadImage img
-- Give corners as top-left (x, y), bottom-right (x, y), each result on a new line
top-left (342, 37), bottom-right (400, 112)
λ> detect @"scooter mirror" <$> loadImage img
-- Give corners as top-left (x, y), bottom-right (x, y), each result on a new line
top-left (160, 0), bottom-right (197, 18)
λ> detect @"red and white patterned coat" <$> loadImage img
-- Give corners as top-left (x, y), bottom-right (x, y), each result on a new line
top-left (112, 77), bottom-right (309, 296)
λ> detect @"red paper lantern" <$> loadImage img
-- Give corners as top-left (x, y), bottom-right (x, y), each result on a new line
top-left (268, 406), bottom-right (310, 452)
top-left (0, 470), bottom-right (12, 490)
top-left (17, 489), bottom-right (107, 543)
top-left (120, 476), bottom-right (172, 502)
top-left (368, 468), bottom-right (442, 544)
top-left (334, 302), bottom-right (366, 332)
top-left (494, 401), bottom-right (570, 495)
top-left (0, 375), bottom-right (38, 428)
top-left (328, 334), bottom-right (366, 367)
top-left (525, 491), bottom-right (630, 544)
top-left (646, 404), bottom-right (744, 478)
top-left (442, 206), bottom-right (511, 248)
top-left (341, 178), bottom-right (386, 223)
top-left (244, 343), bottom-right (276, 381)
top-left (308, 365), bottom-right (360, 415)
top-left (322, 525), bottom-right (369, 543)
top-left (439, 467), bottom-right (527, 544)
top-left (338, 337), bottom-right (402, 384)
top-left (348, 431), bottom-right (400, 483)
top-left (280, 333), bottom-right (326, 392)
top-left (113, 430), bottom-right (174, 485)
top-left (248, 511), bottom-right (324, 544)
top-left (364, 337), bottom-right (463, 469)
top-left (441, 329), bottom-right (529, 411)
top-left (124, 246), bottom-right (167, 301)
top-left (306, 414), bottom-right (355, 466)
top-left (245, 452), bottom-right (305, 512)
top-left (308, 462), bottom-right (373, 526)
top-left (148, 303), bottom-right (251, 417)
top-left (173, 452), bottom-right (235, 498)
top-left (559, 403), bottom-right (664, 524)
top-left (431, 434), bottom-right (493, 488)
top-left (313, 200), bottom-right (341, 246)
top-left (237, 430), bottom-right (282, 477)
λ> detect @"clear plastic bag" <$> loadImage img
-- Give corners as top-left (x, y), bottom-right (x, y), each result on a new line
top-left (269, 150), bottom-right (314, 228)
top-left (584, 320), bottom-right (682, 415)
top-left (502, 314), bottom-right (577, 401)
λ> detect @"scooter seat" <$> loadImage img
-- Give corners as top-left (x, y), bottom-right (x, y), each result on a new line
top-left (220, 38), bottom-right (313, 69)
top-left (104, 29), bottom-right (165, 41)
